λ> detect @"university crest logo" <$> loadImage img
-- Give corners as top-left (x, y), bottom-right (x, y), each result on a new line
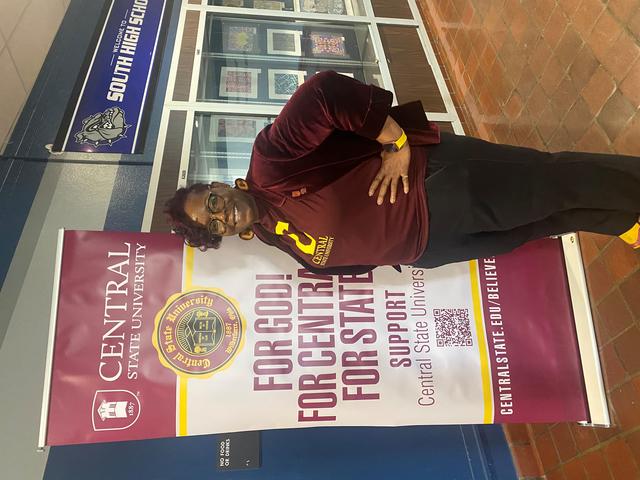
top-left (92, 389), bottom-right (141, 432)
top-left (152, 289), bottom-right (245, 378)
top-left (74, 106), bottom-right (131, 147)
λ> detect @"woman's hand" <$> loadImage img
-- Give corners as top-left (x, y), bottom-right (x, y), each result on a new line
top-left (368, 145), bottom-right (411, 205)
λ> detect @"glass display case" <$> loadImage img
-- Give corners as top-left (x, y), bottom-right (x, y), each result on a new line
top-left (197, 15), bottom-right (382, 104)
top-left (148, 0), bottom-right (464, 232)
top-left (190, 13), bottom-right (383, 184)
top-left (187, 113), bottom-right (276, 185)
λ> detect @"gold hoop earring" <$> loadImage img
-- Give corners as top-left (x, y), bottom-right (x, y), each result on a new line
top-left (235, 178), bottom-right (249, 191)
top-left (239, 229), bottom-right (254, 241)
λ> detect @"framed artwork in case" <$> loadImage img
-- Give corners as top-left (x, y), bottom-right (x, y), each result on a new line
top-left (219, 67), bottom-right (261, 98)
top-left (209, 117), bottom-right (271, 143)
top-left (299, 0), bottom-right (351, 15)
top-left (266, 29), bottom-right (303, 56)
top-left (268, 69), bottom-right (306, 99)
top-left (304, 26), bottom-right (359, 59)
top-left (309, 31), bottom-right (348, 57)
top-left (222, 24), bottom-right (260, 53)
top-left (253, 0), bottom-right (285, 9)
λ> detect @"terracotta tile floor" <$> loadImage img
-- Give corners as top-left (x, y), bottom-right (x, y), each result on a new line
top-left (416, 1), bottom-right (640, 479)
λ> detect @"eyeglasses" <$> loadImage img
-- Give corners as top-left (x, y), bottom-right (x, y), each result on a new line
top-left (205, 192), bottom-right (226, 235)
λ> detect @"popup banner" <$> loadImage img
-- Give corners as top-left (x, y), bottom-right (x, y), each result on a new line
top-left (40, 230), bottom-right (593, 445)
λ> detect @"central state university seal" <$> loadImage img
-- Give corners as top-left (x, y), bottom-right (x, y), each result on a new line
top-left (152, 289), bottom-right (245, 378)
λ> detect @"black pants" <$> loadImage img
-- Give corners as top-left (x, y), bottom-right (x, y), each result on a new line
top-left (416, 132), bottom-right (640, 268)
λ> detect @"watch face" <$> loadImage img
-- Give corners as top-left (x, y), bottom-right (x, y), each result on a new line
top-left (383, 143), bottom-right (399, 153)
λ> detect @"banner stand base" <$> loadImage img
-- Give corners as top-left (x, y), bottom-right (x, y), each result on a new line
top-left (562, 234), bottom-right (611, 427)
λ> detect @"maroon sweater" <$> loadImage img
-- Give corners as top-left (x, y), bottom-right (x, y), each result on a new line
top-left (246, 71), bottom-right (440, 273)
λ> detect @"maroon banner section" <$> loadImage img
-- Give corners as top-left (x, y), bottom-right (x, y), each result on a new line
top-left (47, 231), bottom-right (184, 445)
top-left (480, 238), bottom-right (589, 423)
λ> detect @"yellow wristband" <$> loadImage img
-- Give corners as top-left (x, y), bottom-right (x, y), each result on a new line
top-left (383, 130), bottom-right (407, 153)
top-left (394, 130), bottom-right (407, 150)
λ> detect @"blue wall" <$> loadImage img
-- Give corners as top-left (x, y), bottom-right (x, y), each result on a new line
top-left (0, 0), bottom-right (105, 289)
top-left (45, 426), bottom-right (516, 480)
top-left (0, 0), bottom-right (174, 289)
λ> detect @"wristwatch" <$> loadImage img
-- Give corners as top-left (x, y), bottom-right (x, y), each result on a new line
top-left (382, 130), bottom-right (408, 153)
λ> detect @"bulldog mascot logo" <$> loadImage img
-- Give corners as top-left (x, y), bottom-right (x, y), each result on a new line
top-left (75, 106), bottom-right (131, 147)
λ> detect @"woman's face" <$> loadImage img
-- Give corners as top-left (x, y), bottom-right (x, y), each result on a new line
top-left (183, 183), bottom-right (258, 237)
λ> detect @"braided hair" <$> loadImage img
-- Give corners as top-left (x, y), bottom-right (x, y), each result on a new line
top-left (164, 183), bottom-right (222, 251)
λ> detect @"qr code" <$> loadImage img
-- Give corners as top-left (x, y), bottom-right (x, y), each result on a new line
top-left (434, 308), bottom-right (473, 347)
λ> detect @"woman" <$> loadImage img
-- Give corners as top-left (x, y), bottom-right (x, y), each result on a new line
top-left (165, 71), bottom-right (640, 274)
